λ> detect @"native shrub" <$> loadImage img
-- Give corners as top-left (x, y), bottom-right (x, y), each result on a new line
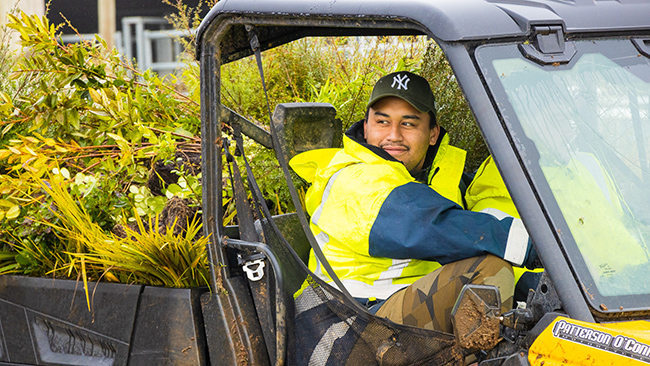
top-left (0, 2), bottom-right (487, 287)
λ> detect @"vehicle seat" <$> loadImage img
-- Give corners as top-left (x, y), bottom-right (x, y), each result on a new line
top-left (255, 102), bottom-right (342, 264)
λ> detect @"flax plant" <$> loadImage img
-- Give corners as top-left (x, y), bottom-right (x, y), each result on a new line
top-left (71, 214), bottom-right (210, 289)
top-left (0, 236), bottom-right (67, 278)
top-left (27, 175), bottom-right (210, 297)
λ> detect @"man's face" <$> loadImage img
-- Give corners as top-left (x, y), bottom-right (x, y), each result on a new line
top-left (364, 96), bottom-right (440, 172)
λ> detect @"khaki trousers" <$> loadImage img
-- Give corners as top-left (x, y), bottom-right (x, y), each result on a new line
top-left (375, 254), bottom-right (514, 334)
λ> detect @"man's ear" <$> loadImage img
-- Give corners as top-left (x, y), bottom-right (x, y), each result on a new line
top-left (429, 124), bottom-right (440, 145)
top-left (363, 119), bottom-right (368, 140)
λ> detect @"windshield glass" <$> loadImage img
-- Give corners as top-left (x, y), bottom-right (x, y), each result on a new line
top-left (476, 38), bottom-right (650, 308)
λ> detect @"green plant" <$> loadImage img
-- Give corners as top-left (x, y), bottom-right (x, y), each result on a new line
top-left (163, 0), bottom-right (218, 58)
top-left (421, 44), bottom-right (489, 173)
top-left (0, 3), bottom-right (489, 285)
top-left (0, 11), bottom-right (201, 242)
top-left (165, 166), bottom-right (202, 203)
top-left (0, 235), bottom-right (64, 277)
top-left (0, 7), bottom-right (208, 288)
top-left (71, 213), bottom-right (210, 289)
top-left (221, 35), bottom-right (481, 214)
top-left (129, 184), bottom-right (166, 217)
top-left (0, 172), bottom-right (209, 292)
top-left (43, 174), bottom-right (209, 288)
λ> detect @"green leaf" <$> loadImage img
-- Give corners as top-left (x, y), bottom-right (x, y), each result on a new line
top-left (173, 127), bottom-right (194, 139)
top-left (66, 109), bottom-right (80, 129)
top-left (59, 56), bottom-right (74, 66)
top-left (167, 184), bottom-right (182, 195)
top-left (72, 78), bottom-right (87, 89)
top-left (147, 196), bottom-right (166, 214)
top-left (16, 252), bottom-right (33, 267)
top-left (87, 78), bottom-right (100, 89)
top-left (0, 251), bottom-right (17, 261)
top-left (0, 263), bottom-right (19, 274)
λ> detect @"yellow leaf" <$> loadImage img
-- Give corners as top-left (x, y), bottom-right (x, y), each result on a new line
top-left (32, 155), bottom-right (48, 169)
top-left (2, 124), bottom-right (14, 137)
top-left (23, 164), bottom-right (39, 173)
top-left (88, 88), bottom-right (101, 104)
top-left (104, 271), bottom-right (119, 282)
top-left (23, 145), bottom-right (38, 156)
top-left (81, 258), bottom-right (91, 311)
top-left (87, 108), bottom-right (109, 117)
top-left (0, 91), bottom-right (11, 104)
top-left (7, 146), bottom-right (20, 155)
top-left (5, 205), bottom-right (20, 219)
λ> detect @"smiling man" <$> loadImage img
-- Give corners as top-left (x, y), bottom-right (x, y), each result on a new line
top-left (290, 71), bottom-right (537, 334)
top-left (365, 96), bottom-right (438, 172)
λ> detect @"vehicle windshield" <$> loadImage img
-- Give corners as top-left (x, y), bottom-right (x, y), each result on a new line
top-left (476, 38), bottom-right (650, 311)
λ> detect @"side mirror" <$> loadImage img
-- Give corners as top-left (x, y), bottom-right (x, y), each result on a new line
top-left (451, 284), bottom-right (502, 351)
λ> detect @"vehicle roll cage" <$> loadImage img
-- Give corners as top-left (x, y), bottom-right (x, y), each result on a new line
top-left (196, 0), bottom-right (650, 328)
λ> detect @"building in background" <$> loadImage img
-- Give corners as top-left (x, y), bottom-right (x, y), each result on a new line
top-left (1, 0), bottom-right (45, 50)
top-left (2, 0), bottom-right (207, 74)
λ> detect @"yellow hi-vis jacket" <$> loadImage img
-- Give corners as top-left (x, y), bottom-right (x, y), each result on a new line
top-left (466, 156), bottom-right (544, 283)
top-left (290, 121), bottom-right (534, 300)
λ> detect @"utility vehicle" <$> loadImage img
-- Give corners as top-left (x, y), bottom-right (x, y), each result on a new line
top-left (2, 0), bottom-right (650, 365)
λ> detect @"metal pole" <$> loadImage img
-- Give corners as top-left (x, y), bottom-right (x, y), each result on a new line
top-left (98, 0), bottom-right (116, 49)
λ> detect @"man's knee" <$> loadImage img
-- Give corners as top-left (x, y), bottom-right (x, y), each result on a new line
top-left (475, 254), bottom-right (514, 278)
top-left (473, 254), bottom-right (515, 311)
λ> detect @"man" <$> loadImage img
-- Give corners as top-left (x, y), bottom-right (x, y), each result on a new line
top-left (290, 71), bottom-right (536, 333)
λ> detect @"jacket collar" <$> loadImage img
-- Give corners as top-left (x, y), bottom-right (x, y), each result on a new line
top-left (344, 120), bottom-right (447, 183)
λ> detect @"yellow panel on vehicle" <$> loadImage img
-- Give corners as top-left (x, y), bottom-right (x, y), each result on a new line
top-left (529, 316), bottom-right (650, 365)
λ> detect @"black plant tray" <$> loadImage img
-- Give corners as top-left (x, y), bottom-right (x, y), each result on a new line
top-left (0, 275), bottom-right (209, 366)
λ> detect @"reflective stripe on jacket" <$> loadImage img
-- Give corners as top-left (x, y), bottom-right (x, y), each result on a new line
top-left (290, 124), bottom-right (534, 300)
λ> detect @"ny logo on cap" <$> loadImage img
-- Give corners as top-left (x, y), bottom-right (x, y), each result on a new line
top-left (391, 74), bottom-right (410, 90)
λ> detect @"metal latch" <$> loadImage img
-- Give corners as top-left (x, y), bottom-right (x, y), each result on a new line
top-left (238, 252), bottom-right (266, 281)
top-left (242, 259), bottom-right (265, 281)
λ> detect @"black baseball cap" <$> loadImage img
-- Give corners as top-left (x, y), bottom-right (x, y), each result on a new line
top-left (367, 71), bottom-right (436, 114)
